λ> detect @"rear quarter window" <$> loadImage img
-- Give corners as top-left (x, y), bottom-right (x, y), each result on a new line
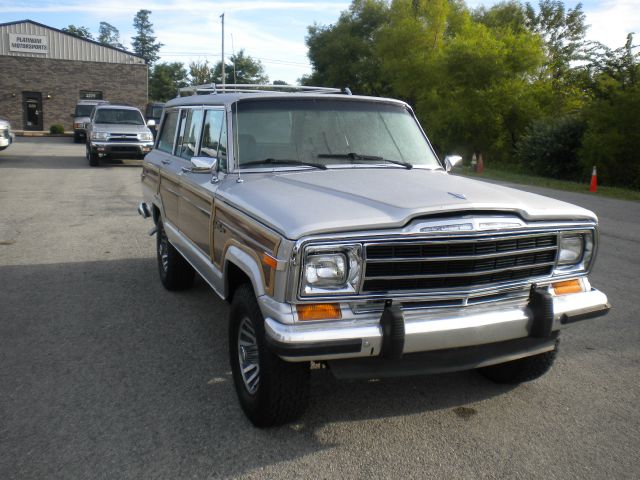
top-left (157, 110), bottom-right (179, 154)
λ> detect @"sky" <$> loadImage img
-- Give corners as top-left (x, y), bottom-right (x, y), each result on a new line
top-left (1, 0), bottom-right (638, 84)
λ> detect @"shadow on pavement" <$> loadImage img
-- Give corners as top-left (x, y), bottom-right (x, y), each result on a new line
top-left (0, 257), bottom-right (512, 479)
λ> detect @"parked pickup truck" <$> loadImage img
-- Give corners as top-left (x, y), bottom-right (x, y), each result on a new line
top-left (139, 84), bottom-right (610, 427)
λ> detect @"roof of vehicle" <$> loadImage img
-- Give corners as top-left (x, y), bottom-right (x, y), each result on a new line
top-left (167, 92), bottom-right (409, 108)
top-left (94, 104), bottom-right (142, 111)
top-left (76, 99), bottom-right (109, 105)
top-left (165, 85), bottom-right (409, 110)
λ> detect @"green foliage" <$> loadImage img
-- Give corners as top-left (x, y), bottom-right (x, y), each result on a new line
top-left (515, 115), bottom-right (586, 180)
top-left (62, 25), bottom-right (93, 40)
top-left (303, 0), bottom-right (636, 188)
top-left (580, 84), bottom-right (640, 189)
top-left (189, 60), bottom-right (216, 85)
top-left (131, 9), bottom-right (163, 65)
top-left (304, 0), bottom-right (390, 94)
top-left (149, 62), bottom-right (188, 101)
top-left (524, 0), bottom-right (589, 82)
top-left (98, 22), bottom-right (123, 49)
top-left (213, 50), bottom-right (269, 84)
top-left (49, 124), bottom-right (65, 134)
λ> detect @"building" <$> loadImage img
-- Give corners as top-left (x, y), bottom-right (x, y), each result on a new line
top-left (0, 20), bottom-right (147, 132)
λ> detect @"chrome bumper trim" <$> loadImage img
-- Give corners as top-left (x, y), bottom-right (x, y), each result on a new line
top-left (264, 288), bottom-right (609, 362)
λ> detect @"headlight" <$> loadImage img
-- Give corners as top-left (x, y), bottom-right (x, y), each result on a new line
top-left (138, 132), bottom-right (153, 141)
top-left (555, 230), bottom-right (595, 274)
top-left (300, 244), bottom-right (362, 296)
top-left (91, 131), bottom-right (109, 141)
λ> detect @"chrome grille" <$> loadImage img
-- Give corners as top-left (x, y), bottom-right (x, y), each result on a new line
top-left (363, 233), bottom-right (558, 293)
top-left (108, 134), bottom-right (138, 142)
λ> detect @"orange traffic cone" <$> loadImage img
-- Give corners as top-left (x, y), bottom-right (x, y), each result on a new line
top-left (589, 166), bottom-right (598, 192)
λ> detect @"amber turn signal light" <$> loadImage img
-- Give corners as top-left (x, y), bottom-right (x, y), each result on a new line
top-left (296, 303), bottom-right (342, 321)
top-left (552, 279), bottom-right (583, 295)
top-left (262, 253), bottom-right (278, 269)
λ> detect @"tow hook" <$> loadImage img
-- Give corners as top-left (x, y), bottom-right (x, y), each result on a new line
top-left (380, 299), bottom-right (405, 359)
top-left (148, 226), bottom-right (157, 236)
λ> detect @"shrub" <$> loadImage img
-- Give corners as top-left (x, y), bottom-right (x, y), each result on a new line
top-left (49, 124), bottom-right (65, 134)
top-left (580, 85), bottom-right (640, 190)
top-left (514, 115), bottom-right (586, 181)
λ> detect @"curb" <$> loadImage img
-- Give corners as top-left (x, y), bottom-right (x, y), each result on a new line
top-left (14, 131), bottom-right (73, 137)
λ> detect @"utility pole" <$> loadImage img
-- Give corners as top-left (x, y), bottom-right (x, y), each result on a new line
top-left (220, 13), bottom-right (225, 90)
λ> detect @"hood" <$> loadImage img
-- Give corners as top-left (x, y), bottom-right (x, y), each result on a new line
top-left (93, 123), bottom-right (150, 134)
top-left (219, 168), bottom-right (596, 239)
top-left (0, 118), bottom-right (10, 128)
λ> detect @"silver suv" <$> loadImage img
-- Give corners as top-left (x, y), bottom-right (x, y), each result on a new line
top-left (72, 99), bottom-right (108, 143)
top-left (86, 104), bottom-right (154, 166)
top-left (139, 85), bottom-right (609, 427)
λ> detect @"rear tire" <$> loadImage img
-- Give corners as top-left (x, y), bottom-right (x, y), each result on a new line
top-left (156, 219), bottom-right (194, 291)
top-left (479, 340), bottom-right (559, 384)
top-left (229, 284), bottom-right (310, 427)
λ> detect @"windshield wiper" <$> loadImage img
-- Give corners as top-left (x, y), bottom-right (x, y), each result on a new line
top-left (317, 152), bottom-right (412, 169)
top-left (241, 158), bottom-right (327, 170)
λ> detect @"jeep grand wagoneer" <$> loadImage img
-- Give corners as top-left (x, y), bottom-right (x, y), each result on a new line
top-left (139, 84), bottom-right (609, 427)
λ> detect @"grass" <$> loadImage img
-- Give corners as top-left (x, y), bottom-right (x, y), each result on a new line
top-left (457, 166), bottom-right (640, 202)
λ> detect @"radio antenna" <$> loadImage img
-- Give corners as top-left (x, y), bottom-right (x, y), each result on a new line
top-left (231, 32), bottom-right (243, 183)
top-left (220, 13), bottom-right (225, 90)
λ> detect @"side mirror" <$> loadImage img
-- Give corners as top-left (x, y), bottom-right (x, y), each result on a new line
top-left (189, 156), bottom-right (218, 173)
top-left (444, 155), bottom-right (463, 172)
top-left (146, 119), bottom-right (156, 127)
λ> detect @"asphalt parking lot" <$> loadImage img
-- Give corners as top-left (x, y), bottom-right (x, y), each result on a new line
top-left (1, 137), bottom-right (638, 479)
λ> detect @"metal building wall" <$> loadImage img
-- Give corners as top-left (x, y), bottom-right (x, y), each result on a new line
top-left (0, 21), bottom-right (144, 65)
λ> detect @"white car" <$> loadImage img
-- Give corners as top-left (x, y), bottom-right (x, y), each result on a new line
top-left (0, 118), bottom-right (14, 151)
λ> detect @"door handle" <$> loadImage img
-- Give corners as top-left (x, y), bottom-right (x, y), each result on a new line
top-left (161, 159), bottom-right (171, 165)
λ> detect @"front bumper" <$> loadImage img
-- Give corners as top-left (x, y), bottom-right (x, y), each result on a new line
top-left (263, 288), bottom-right (609, 365)
top-left (91, 141), bottom-right (153, 156)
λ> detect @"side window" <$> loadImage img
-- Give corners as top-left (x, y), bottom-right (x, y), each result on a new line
top-left (157, 110), bottom-right (178, 154)
top-left (177, 109), bottom-right (204, 160)
top-left (200, 109), bottom-right (228, 171)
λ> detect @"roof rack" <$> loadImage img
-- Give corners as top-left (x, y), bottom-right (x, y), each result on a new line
top-left (177, 84), bottom-right (347, 96)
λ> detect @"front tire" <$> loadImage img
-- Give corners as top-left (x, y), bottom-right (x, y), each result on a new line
top-left (86, 145), bottom-right (99, 167)
top-left (229, 284), bottom-right (310, 427)
top-left (479, 340), bottom-right (559, 384)
top-left (156, 219), bottom-right (194, 291)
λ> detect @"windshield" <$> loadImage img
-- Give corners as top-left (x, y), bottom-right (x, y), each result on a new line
top-left (75, 105), bottom-right (95, 117)
top-left (232, 99), bottom-right (440, 170)
top-left (94, 108), bottom-right (144, 125)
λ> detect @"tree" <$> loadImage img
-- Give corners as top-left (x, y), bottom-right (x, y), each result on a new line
top-left (131, 9), bottom-right (163, 65)
top-left (62, 25), bottom-right (93, 40)
top-left (149, 62), bottom-right (188, 101)
top-left (305, 0), bottom-right (390, 94)
top-left (580, 34), bottom-right (640, 188)
top-left (213, 50), bottom-right (269, 84)
top-left (524, 0), bottom-right (589, 81)
top-left (272, 80), bottom-right (288, 85)
top-left (189, 60), bottom-right (216, 85)
top-left (98, 22), bottom-right (124, 49)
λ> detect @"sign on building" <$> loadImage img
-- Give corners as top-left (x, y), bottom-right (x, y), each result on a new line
top-left (8, 33), bottom-right (48, 54)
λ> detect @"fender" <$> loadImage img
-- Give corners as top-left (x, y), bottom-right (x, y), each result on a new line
top-left (224, 245), bottom-right (267, 298)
